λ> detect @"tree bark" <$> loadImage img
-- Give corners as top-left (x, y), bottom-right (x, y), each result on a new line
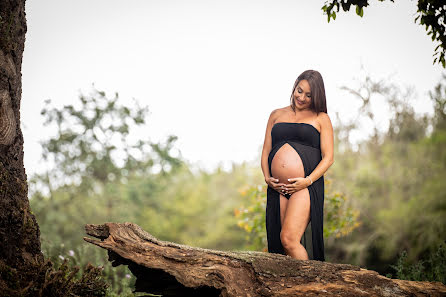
top-left (84, 222), bottom-right (446, 297)
top-left (0, 0), bottom-right (44, 268)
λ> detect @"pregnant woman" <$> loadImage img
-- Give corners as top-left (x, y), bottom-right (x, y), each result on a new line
top-left (261, 70), bottom-right (334, 261)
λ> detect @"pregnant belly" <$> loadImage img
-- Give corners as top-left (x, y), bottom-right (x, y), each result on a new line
top-left (271, 143), bottom-right (305, 184)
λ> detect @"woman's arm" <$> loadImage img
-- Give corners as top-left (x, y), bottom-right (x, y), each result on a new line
top-left (306, 112), bottom-right (334, 184)
top-left (261, 109), bottom-right (276, 181)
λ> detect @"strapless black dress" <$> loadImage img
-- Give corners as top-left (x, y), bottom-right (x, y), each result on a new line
top-left (266, 122), bottom-right (325, 261)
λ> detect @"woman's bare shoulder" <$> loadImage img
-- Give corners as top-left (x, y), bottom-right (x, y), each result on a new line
top-left (317, 111), bottom-right (330, 120)
top-left (270, 106), bottom-right (290, 117)
top-left (273, 105), bottom-right (292, 115)
top-left (317, 112), bottom-right (332, 127)
top-left (268, 107), bottom-right (289, 125)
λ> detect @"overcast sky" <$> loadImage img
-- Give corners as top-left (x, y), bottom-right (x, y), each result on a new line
top-left (22, 0), bottom-right (444, 177)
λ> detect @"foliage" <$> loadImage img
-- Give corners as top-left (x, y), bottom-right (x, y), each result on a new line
top-left (41, 240), bottom-right (141, 296)
top-left (431, 73), bottom-right (446, 131)
top-left (323, 179), bottom-right (361, 239)
top-left (138, 161), bottom-right (262, 250)
top-left (387, 242), bottom-right (446, 284)
top-left (234, 184), bottom-right (268, 251)
top-left (321, 0), bottom-right (446, 68)
top-left (415, 0), bottom-right (446, 67)
top-left (0, 256), bottom-right (108, 297)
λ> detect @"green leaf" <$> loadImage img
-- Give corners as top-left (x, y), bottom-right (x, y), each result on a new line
top-left (355, 5), bottom-right (364, 17)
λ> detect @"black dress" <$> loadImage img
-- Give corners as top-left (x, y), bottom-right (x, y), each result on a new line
top-left (266, 122), bottom-right (325, 261)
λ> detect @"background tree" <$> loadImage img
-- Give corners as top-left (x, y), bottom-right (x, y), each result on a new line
top-left (32, 86), bottom-right (182, 196)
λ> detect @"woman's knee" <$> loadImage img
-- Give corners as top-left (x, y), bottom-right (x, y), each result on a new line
top-left (280, 229), bottom-right (299, 249)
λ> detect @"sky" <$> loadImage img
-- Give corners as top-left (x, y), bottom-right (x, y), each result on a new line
top-left (22, 0), bottom-right (444, 178)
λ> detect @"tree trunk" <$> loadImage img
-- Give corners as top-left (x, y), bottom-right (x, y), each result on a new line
top-left (0, 0), bottom-right (44, 268)
top-left (84, 222), bottom-right (446, 297)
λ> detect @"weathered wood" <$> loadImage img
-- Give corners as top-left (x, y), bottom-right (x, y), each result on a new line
top-left (0, 88), bottom-right (16, 145)
top-left (84, 222), bottom-right (446, 297)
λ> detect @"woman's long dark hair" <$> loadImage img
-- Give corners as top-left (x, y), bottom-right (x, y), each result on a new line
top-left (290, 70), bottom-right (327, 113)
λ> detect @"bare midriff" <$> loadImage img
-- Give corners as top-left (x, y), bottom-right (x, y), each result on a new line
top-left (271, 143), bottom-right (305, 185)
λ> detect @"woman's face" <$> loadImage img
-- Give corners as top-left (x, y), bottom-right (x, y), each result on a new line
top-left (292, 79), bottom-right (312, 110)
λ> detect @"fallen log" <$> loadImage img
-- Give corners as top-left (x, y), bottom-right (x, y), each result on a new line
top-left (83, 222), bottom-right (446, 297)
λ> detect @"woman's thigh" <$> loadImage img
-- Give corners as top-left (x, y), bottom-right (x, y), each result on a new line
top-left (281, 188), bottom-right (311, 241)
top-left (279, 194), bottom-right (289, 227)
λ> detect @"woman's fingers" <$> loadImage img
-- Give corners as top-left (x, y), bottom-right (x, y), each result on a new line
top-left (270, 177), bottom-right (286, 188)
top-left (271, 181), bottom-right (287, 193)
top-left (285, 178), bottom-right (305, 188)
top-left (269, 176), bottom-right (308, 195)
top-left (271, 180), bottom-right (285, 187)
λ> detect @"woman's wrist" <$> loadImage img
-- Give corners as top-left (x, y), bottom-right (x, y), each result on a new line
top-left (306, 175), bottom-right (313, 186)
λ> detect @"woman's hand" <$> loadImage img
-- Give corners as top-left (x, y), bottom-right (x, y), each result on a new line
top-left (265, 177), bottom-right (287, 194)
top-left (283, 177), bottom-right (311, 195)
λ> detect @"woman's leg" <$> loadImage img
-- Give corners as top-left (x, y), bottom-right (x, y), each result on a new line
top-left (280, 188), bottom-right (311, 260)
top-left (279, 194), bottom-right (289, 227)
